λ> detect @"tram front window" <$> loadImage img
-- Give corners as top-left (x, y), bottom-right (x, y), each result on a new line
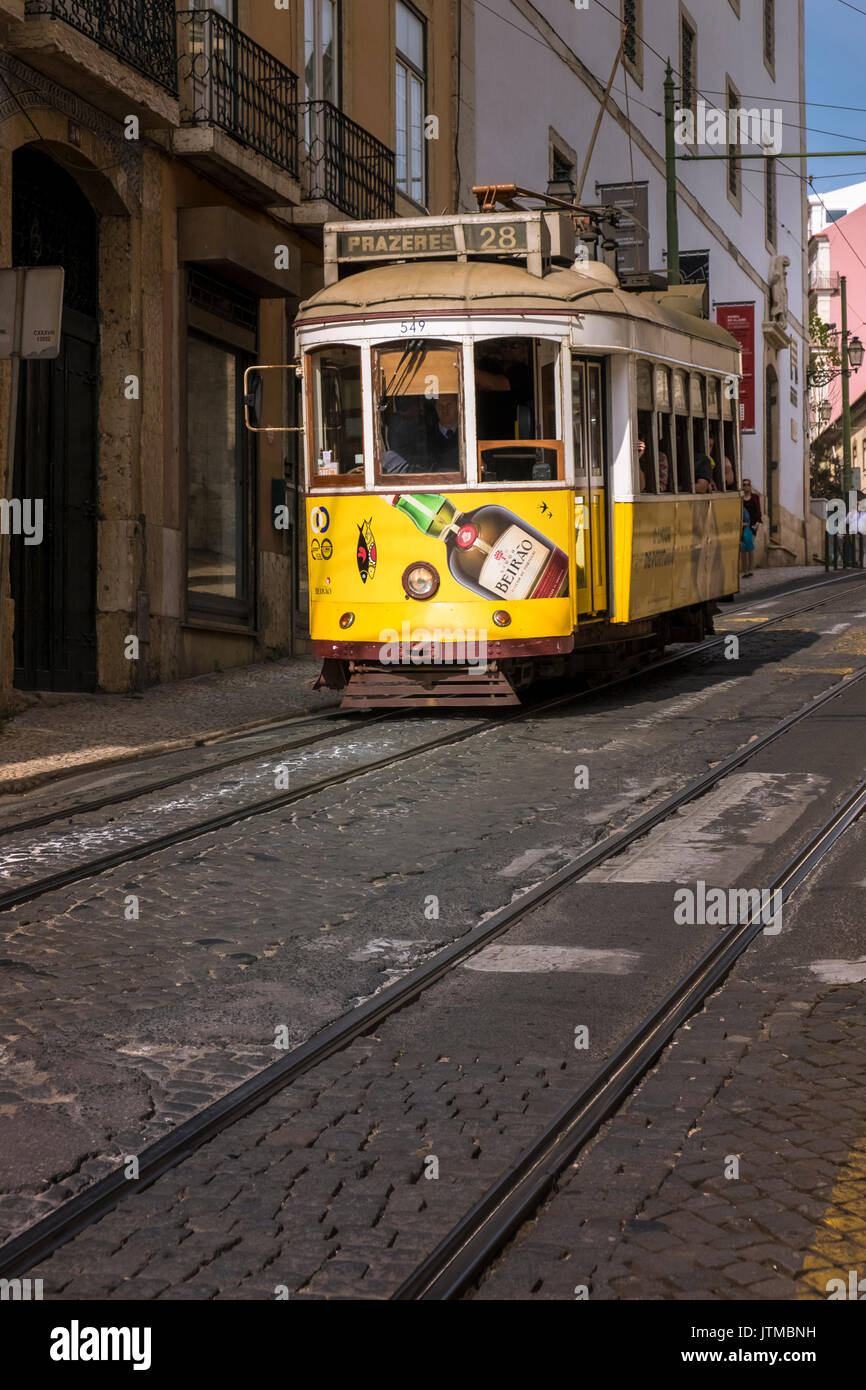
top-left (476, 337), bottom-right (561, 482)
top-left (375, 340), bottom-right (464, 480)
top-left (311, 345), bottom-right (364, 478)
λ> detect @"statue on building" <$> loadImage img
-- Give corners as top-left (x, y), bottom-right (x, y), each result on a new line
top-left (769, 254), bottom-right (791, 322)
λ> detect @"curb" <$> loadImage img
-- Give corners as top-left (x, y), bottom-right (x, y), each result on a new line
top-left (0, 702), bottom-right (338, 797)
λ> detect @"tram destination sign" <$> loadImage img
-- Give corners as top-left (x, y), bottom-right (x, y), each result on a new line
top-left (336, 220), bottom-right (529, 261)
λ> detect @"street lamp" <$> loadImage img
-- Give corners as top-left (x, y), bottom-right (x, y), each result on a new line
top-left (817, 399), bottom-right (832, 428)
top-left (849, 335), bottom-right (864, 370)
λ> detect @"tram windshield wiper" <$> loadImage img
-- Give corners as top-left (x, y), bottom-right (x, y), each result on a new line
top-left (379, 339), bottom-right (426, 409)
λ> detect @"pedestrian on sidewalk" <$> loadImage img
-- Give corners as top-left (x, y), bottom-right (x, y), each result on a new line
top-left (743, 478), bottom-right (762, 533)
top-left (741, 500), bottom-right (755, 576)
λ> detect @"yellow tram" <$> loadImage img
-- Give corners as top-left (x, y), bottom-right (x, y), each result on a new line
top-left (264, 204), bottom-right (743, 708)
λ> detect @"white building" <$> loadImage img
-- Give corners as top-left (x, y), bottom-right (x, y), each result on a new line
top-left (456, 0), bottom-right (811, 563)
top-left (809, 180), bottom-right (866, 237)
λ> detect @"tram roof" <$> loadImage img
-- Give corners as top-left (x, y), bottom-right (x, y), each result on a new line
top-left (295, 259), bottom-right (740, 353)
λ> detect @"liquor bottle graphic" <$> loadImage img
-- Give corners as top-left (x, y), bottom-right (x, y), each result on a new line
top-left (387, 493), bottom-right (569, 600)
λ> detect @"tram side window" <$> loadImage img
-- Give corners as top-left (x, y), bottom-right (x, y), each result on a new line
top-left (476, 337), bottom-right (562, 483)
top-left (655, 365), bottom-right (673, 494)
top-left (586, 362), bottom-right (604, 481)
top-left (707, 377), bottom-right (725, 490)
top-left (374, 340), bottom-right (464, 481)
top-left (691, 375), bottom-right (715, 494)
top-left (310, 346), bottom-right (364, 478)
top-left (722, 386), bottom-right (739, 488)
top-left (723, 421), bottom-right (739, 488)
top-left (572, 359), bottom-right (587, 484)
top-left (636, 362), bottom-right (656, 493)
top-left (673, 370), bottom-right (692, 492)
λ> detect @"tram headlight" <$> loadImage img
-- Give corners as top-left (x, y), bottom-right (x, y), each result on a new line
top-left (402, 562), bottom-right (440, 600)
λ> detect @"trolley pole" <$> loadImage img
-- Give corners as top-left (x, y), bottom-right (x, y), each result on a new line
top-left (664, 62), bottom-right (680, 287)
top-left (841, 275), bottom-right (854, 567)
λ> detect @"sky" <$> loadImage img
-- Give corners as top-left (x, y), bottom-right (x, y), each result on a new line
top-left (806, 0), bottom-right (866, 196)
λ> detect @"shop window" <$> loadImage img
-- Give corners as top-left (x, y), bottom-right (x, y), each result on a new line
top-left (186, 332), bottom-right (254, 620)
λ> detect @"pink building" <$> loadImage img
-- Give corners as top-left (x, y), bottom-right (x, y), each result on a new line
top-left (809, 191), bottom-right (866, 468)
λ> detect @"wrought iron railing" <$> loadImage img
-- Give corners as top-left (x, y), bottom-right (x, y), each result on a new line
top-left (811, 272), bottom-right (841, 294)
top-left (25, 0), bottom-right (177, 94)
top-left (300, 100), bottom-right (395, 221)
top-left (178, 10), bottom-right (299, 179)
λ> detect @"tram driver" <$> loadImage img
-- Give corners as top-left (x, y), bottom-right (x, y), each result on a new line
top-left (380, 358), bottom-right (522, 474)
top-left (381, 393), bottom-right (461, 473)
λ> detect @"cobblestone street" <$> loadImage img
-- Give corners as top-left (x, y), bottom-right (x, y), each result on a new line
top-left (1, 576), bottom-right (865, 1315)
top-left (4, 0), bottom-right (866, 1370)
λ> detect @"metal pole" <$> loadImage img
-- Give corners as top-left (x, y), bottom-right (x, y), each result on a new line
top-left (574, 26), bottom-right (627, 204)
top-left (841, 275), bottom-right (853, 567)
top-left (664, 62), bottom-right (680, 287)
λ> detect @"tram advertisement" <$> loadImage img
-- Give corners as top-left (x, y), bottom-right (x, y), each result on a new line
top-left (305, 491), bottom-right (574, 641)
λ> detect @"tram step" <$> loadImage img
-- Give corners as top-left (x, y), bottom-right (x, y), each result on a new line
top-left (340, 664), bottom-right (521, 710)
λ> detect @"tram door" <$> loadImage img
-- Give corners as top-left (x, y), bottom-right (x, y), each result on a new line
top-left (572, 358), bottom-right (608, 616)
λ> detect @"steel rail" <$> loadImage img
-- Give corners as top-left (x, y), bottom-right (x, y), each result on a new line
top-left (0, 710), bottom-right (389, 841)
top-left (1, 575), bottom-right (862, 917)
top-left (393, 775), bottom-right (866, 1301)
top-left (0, 655), bottom-right (864, 1281)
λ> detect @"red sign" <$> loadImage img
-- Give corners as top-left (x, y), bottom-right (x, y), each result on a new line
top-left (716, 303), bottom-right (755, 432)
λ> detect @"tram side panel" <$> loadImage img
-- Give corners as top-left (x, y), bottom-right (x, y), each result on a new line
top-left (614, 496), bottom-right (742, 622)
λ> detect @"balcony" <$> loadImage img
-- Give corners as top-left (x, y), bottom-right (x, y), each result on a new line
top-left (292, 100), bottom-right (395, 229)
top-left (811, 272), bottom-right (841, 294)
top-left (9, 0), bottom-right (179, 124)
top-left (175, 9), bottom-right (301, 207)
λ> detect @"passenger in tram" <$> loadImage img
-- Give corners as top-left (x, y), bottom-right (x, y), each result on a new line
top-left (638, 437), bottom-right (670, 494)
top-left (694, 452), bottom-right (717, 493)
top-left (637, 437), bottom-right (648, 492)
top-left (724, 457), bottom-right (736, 489)
top-left (658, 449), bottom-right (671, 492)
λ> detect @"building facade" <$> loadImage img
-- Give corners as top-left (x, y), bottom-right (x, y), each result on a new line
top-left (457, 0), bottom-right (811, 565)
top-left (808, 187), bottom-right (866, 502)
top-left (0, 0), bottom-right (458, 696)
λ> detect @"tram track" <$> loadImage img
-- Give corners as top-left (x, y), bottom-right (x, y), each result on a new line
top-left (0, 571), bottom-right (856, 848)
top-left (394, 772), bottom-right (866, 1300)
top-left (0, 629), bottom-right (864, 1283)
top-left (1, 571), bottom-right (863, 917)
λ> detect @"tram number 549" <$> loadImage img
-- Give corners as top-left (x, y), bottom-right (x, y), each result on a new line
top-left (400, 317), bottom-right (427, 334)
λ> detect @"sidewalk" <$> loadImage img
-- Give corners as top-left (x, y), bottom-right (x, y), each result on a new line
top-left (0, 563), bottom-right (828, 796)
top-left (732, 564), bottom-right (818, 595)
top-left (0, 655), bottom-right (339, 795)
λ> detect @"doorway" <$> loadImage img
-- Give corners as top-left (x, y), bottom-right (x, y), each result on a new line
top-left (11, 147), bottom-right (99, 691)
